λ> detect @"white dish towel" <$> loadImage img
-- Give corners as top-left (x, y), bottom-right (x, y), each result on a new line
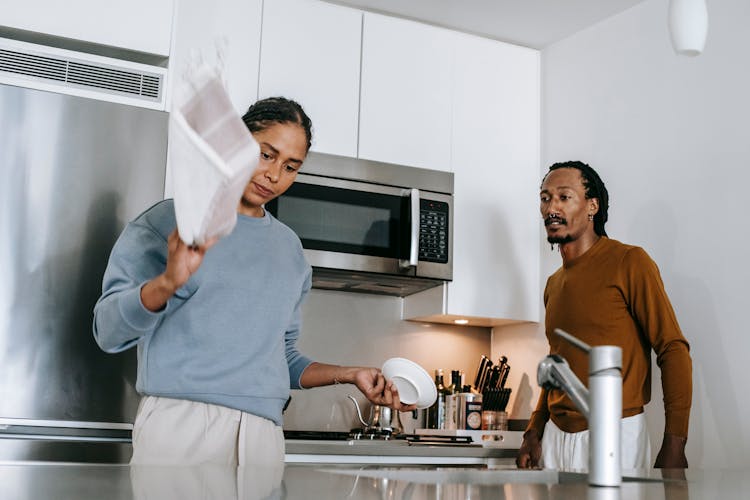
top-left (169, 62), bottom-right (259, 246)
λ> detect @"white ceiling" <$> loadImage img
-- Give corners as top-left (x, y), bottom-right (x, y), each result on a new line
top-left (325, 0), bottom-right (648, 49)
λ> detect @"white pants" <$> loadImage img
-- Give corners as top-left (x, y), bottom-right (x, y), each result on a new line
top-left (540, 413), bottom-right (651, 471)
top-left (130, 396), bottom-right (285, 467)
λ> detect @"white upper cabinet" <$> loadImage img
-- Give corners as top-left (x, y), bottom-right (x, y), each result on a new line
top-left (359, 13), bottom-right (454, 171)
top-left (1, 0), bottom-right (174, 56)
top-left (449, 33), bottom-right (540, 323)
top-left (404, 33), bottom-right (540, 325)
top-left (258, 0), bottom-right (362, 157)
top-left (169, 0), bottom-right (262, 114)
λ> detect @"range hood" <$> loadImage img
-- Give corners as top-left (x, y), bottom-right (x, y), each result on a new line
top-left (311, 267), bottom-right (445, 297)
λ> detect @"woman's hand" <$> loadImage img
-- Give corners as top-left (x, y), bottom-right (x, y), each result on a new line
top-left (141, 229), bottom-right (218, 312)
top-left (352, 367), bottom-right (418, 412)
top-left (299, 364), bottom-right (417, 412)
top-left (163, 229), bottom-right (217, 290)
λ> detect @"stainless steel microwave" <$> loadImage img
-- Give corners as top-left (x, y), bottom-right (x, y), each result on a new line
top-left (267, 152), bottom-right (453, 297)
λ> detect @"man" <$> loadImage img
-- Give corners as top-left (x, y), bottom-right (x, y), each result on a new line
top-left (516, 161), bottom-right (692, 470)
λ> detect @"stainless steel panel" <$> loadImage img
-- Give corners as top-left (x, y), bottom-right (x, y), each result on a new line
top-left (295, 172), bottom-right (406, 196)
top-left (0, 83), bottom-right (167, 433)
top-left (302, 151), bottom-right (454, 194)
top-left (0, 438), bottom-right (132, 463)
top-left (304, 249), bottom-right (410, 276)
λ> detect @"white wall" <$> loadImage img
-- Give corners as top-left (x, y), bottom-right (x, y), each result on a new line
top-left (497, 0), bottom-right (750, 468)
top-left (283, 289), bottom-right (491, 432)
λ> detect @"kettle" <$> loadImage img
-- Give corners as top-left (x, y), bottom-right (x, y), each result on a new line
top-left (347, 395), bottom-right (403, 435)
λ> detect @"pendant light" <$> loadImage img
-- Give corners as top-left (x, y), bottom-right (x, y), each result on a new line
top-left (668, 0), bottom-right (709, 56)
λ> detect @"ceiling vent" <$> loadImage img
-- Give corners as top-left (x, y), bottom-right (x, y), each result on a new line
top-left (0, 37), bottom-right (167, 110)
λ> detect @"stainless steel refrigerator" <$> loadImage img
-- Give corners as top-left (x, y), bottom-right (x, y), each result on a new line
top-left (0, 82), bottom-right (167, 462)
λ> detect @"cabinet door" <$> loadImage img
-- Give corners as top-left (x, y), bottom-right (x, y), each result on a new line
top-left (448, 34), bottom-right (540, 322)
top-left (3, 0), bottom-right (174, 56)
top-left (259, 0), bottom-right (362, 157)
top-left (359, 13), bottom-right (454, 171)
top-left (168, 0), bottom-right (262, 114)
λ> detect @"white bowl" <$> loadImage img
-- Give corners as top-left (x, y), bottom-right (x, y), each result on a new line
top-left (382, 357), bottom-right (437, 409)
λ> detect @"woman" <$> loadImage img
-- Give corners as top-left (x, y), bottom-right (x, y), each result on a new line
top-left (93, 97), bottom-right (413, 466)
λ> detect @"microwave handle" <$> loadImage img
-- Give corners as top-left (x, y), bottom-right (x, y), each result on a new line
top-left (399, 188), bottom-right (420, 270)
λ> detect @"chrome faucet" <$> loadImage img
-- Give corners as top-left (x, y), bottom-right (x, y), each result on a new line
top-left (537, 328), bottom-right (623, 487)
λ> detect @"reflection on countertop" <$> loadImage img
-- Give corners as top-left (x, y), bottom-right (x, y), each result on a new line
top-left (0, 461), bottom-right (747, 499)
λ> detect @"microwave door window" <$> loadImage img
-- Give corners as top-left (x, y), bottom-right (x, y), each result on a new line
top-left (269, 184), bottom-right (402, 259)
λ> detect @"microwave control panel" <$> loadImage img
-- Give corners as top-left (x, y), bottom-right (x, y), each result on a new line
top-left (419, 199), bottom-right (449, 263)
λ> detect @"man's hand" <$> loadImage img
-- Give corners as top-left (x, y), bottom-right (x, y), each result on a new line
top-left (516, 430), bottom-right (543, 468)
top-left (654, 433), bottom-right (688, 468)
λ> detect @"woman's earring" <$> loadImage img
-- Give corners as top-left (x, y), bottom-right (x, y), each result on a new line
top-left (588, 214), bottom-right (594, 221)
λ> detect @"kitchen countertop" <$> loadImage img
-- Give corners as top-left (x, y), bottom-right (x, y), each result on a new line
top-left (0, 461), bottom-right (747, 499)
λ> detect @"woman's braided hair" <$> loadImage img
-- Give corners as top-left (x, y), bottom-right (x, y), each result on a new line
top-left (545, 161), bottom-right (609, 237)
top-left (241, 97), bottom-right (313, 152)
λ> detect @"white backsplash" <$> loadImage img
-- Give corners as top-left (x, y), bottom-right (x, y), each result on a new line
top-left (283, 288), bottom-right (491, 431)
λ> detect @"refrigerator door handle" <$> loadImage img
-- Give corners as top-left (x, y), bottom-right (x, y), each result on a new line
top-left (0, 418), bottom-right (132, 430)
top-left (0, 419), bottom-right (133, 443)
top-left (0, 432), bottom-right (132, 443)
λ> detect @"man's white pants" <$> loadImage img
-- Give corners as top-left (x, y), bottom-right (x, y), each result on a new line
top-left (130, 396), bottom-right (285, 467)
top-left (540, 413), bottom-right (651, 470)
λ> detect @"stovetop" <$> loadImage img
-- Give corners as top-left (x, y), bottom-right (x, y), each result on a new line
top-left (283, 430), bottom-right (475, 445)
top-left (283, 430), bottom-right (355, 441)
top-left (284, 429), bottom-right (399, 441)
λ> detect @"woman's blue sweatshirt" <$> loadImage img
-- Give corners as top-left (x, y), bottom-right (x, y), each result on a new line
top-left (93, 199), bottom-right (313, 426)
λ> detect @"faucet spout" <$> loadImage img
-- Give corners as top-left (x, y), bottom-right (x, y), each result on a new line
top-left (537, 354), bottom-right (590, 418)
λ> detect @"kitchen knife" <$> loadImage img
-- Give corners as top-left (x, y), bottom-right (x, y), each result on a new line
top-left (474, 355), bottom-right (488, 390)
top-left (500, 363), bottom-right (510, 389)
top-left (487, 388), bottom-right (499, 411)
top-left (496, 356), bottom-right (507, 377)
top-left (499, 388), bottom-right (512, 412)
top-left (479, 360), bottom-right (493, 393)
top-left (488, 365), bottom-right (501, 390)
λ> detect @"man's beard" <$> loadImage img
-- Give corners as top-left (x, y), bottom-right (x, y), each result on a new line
top-left (547, 234), bottom-right (574, 244)
top-left (544, 216), bottom-right (571, 244)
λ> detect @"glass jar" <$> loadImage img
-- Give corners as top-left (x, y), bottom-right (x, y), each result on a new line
top-left (481, 410), bottom-right (508, 431)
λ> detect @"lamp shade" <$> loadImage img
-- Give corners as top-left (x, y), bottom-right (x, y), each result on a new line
top-left (668, 0), bottom-right (708, 56)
